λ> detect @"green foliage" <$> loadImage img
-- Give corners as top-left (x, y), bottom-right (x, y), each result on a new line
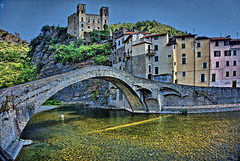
top-left (74, 38), bottom-right (83, 48)
top-left (94, 55), bottom-right (110, 66)
top-left (41, 25), bottom-right (51, 33)
top-left (110, 20), bottom-right (185, 37)
top-left (54, 42), bottom-right (111, 65)
top-left (50, 38), bottom-right (58, 45)
top-left (89, 29), bottom-right (110, 43)
top-left (42, 99), bottom-right (61, 106)
top-left (2, 32), bottom-right (8, 37)
top-left (180, 109), bottom-right (188, 115)
top-left (42, 97), bottom-right (61, 106)
top-left (92, 90), bottom-right (99, 101)
top-left (0, 42), bottom-right (37, 89)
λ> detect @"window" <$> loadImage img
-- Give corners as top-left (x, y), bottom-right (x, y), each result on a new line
top-left (155, 56), bottom-right (159, 62)
top-left (88, 26), bottom-right (90, 29)
top-left (233, 60), bottom-right (237, 66)
top-left (226, 61), bottom-right (230, 67)
top-left (224, 40), bottom-right (229, 45)
top-left (174, 62), bottom-right (176, 66)
top-left (154, 36), bottom-right (158, 40)
top-left (182, 71), bottom-right (186, 77)
top-left (233, 71), bottom-right (237, 77)
top-left (81, 17), bottom-right (84, 21)
top-left (212, 73), bottom-right (216, 82)
top-left (175, 72), bottom-right (177, 75)
top-left (215, 41), bottom-right (219, 46)
top-left (118, 41), bottom-right (120, 46)
top-left (182, 53), bottom-right (186, 64)
top-left (148, 56), bottom-right (151, 61)
top-left (214, 51), bottom-right (221, 57)
top-left (197, 52), bottom-right (202, 58)
top-left (119, 57), bottom-right (121, 62)
top-left (155, 67), bottom-right (159, 74)
top-left (233, 50), bottom-right (237, 56)
top-left (97, 19), bottom-right (100, 23)
top-left (200, 74), bottom-right (205, 82)
top-left (154, 45), bottom-right (158, 50)
top-left (149, 65), bottom-right (151, 73)
top-left (119, 66), bottom-right (121, 70)
top-left (181, 37), bottom-right (185, 41)
top-left (224, 50), bottom-right (231, 56)
top-left (197, 42), bottom-right (201, 48)
top-left (216, 61), bottom-right (220, 68)
top-left (226, 71), bottom-right (230, 77)
top-left (88, 17), bottom-right (90, 22)
top-left (181, 43), bottom-right (186, 49)
top-left (97, 27), bottom-right (100, 29)
top-left (203, 62), bottom-right (207, 69)
top-left (168, 55), bottom-right (171, 57)
top-left (105, 20), bottom-right (107, 24)
top-left (81, 24), bottom-right (84, 28)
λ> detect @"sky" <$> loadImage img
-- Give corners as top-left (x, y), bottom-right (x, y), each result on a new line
top-left (0, 0), bottom-right (240, 42)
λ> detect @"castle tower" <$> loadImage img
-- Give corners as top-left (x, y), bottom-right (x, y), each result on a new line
top-left (77, 4), bottom-right (86, 38)
top-left (67, 4), bottom-right (109, 39)
top-left (100, 7), bottom-right (109, 29)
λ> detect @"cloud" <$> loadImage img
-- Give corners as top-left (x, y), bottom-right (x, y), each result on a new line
top-left (0, 3), bottom-right (4, 9)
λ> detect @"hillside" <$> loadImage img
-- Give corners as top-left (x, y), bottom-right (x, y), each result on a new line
top-left (0, 29), bottom-right (37, 89)
top-left (0, 29), bottom-right (28, 45)
top-left (110, 20), bottom-right (185, 36)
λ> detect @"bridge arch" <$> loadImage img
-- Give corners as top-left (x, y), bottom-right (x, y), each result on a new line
top-left (4, 66), bottom-right (148, 114)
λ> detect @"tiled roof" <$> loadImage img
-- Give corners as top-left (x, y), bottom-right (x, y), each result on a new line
top-left (210, 37), bottom-right (231, 41)
top-left (141, 33), bottom-right (167, 39)
top-left (174, 34), bottom-right (196, 38)
top-left (196, 36), bottom-right (209, 40)
top-left (230, 39), bottom-right (240, 42)
top-left (124, 32), bottom-right (138, 35)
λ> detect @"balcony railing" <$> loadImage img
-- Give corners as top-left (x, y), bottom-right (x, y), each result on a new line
top-left (146, 49), bottom-right (156, 56)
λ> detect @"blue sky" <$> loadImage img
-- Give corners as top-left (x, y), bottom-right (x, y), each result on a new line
top-left (0, 0), bottom-right (239, 42)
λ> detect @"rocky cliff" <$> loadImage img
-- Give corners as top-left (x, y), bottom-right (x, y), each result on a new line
top-left (30, 25), bottom-right (110, 105)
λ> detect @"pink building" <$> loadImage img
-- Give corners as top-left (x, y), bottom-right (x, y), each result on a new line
top-left (210, 37), bottom-right (240, 87)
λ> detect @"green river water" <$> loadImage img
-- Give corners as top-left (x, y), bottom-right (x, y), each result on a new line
top-left (16, 104), bottom-right (240, 161)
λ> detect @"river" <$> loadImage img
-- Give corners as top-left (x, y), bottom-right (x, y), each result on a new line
top-left (16, 104), bottom-right (240, 160)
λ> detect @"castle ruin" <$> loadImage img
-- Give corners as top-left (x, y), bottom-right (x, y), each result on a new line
top-left (67, 3), bottom-right (109, 38)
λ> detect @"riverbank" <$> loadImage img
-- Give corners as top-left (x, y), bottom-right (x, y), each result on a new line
top-left (163, 103), bottom-right (240, 114)
top-left (62, 102), bottom-right (240, 114)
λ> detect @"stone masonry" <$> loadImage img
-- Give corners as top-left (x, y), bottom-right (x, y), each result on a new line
top-left (67, 3), bottom-right (109, 39)
top-left (0, 65), bottom-right (240, 152)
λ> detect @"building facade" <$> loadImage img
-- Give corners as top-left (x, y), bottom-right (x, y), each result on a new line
top-left (210, 38), bottom-right (240, 87)
top-left (172, 35), bottom-right (210, 86)
top-left (67, 4), bottom-right (109, 38)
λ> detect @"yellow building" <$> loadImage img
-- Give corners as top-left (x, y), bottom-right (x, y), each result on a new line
top-left (173, 35), bottom-right (210, 86)
top-left (195, 37), bottom-right (210, 87)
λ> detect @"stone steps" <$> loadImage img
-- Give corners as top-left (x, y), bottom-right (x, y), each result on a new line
top-left (5, 139), bottom-right (23, 159)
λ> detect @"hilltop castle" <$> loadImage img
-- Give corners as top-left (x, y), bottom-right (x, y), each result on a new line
top-left (67, 3), bottom-right (109, 39)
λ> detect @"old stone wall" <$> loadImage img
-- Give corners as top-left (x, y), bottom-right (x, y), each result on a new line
top-left (163, 84), bottom-right (240, 106)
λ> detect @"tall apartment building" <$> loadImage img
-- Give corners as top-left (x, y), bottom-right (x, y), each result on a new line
top-left (209, 38), bottom-right (240, 87)
top-left (172, 35), bottom-right (210, 86)
top-left (67, 4), bottom-right (109, 38)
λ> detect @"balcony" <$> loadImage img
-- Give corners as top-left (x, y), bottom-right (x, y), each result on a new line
top-left (146, 49), bottom-right (156, 56)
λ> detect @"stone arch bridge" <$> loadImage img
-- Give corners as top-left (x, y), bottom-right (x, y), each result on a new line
top-left (0, 66), bottom-right (240, 150)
